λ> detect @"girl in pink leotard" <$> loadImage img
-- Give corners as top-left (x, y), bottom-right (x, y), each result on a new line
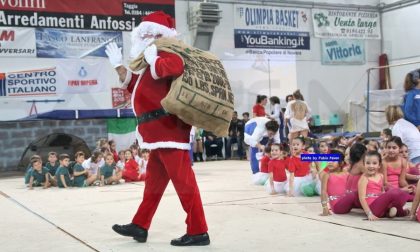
top-left (325, 143), bottom-right (367, 214)
top-left (383, 137), bottom-right (410, 190)
top-left (320, 150), bottom-right (349, 216)
top-left (401, 144), bottom-right (420, 185)
top-left (359, 151), bottom-right (409, 220)
top-left (383, 137), bottom-right (415, 202)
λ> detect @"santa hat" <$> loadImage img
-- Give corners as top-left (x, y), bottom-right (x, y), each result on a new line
top-left (131, 11), bottom-right (177, 43)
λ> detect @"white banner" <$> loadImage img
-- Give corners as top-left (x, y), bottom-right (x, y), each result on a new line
top-left (234, 4), bottom-right (311, 32)
top-left (312, 9), bottom-right (381, 39)
top-left (0, 67), bottom-right (57, 97)
top-left (56, 59), bottom-right (108, 94)
top-left (0, 27), bottom-right (36, 57)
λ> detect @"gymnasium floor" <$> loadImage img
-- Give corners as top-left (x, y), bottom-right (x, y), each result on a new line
top-left (1, 160), bottom-right (419, 252)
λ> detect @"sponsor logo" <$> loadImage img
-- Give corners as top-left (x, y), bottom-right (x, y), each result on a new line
top-left (0, 68), bottom-right (57, 97)
top-left (314, 12), bottom-right (330, 27)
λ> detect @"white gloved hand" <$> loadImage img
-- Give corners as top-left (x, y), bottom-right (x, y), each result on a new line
top-left (144, 44), bottom-right (158, 64)
top-left (105, 42), bottom-right (123, 68)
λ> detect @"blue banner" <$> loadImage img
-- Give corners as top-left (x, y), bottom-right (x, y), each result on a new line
top-left (321, 39), bottom-right (365, 65)
top-left (234, 29), bottom-right (310, 50)
top-left (35, 28), bottom-right (123, 58)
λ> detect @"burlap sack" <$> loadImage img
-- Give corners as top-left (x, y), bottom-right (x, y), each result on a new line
top-left (129, 38), bottom-right (234, 137)
top-left (291, 100), bottom-right (308, 120)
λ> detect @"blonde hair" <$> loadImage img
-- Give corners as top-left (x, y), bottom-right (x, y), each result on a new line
top-left (385, 105), bottom-right (404, 124)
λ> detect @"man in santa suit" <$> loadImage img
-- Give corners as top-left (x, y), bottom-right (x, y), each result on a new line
top-left (105, 11), bottom-right (209, 246)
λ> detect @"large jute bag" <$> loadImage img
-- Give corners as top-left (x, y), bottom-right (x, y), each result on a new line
top-left (129, 38), bottom-right (234, 137)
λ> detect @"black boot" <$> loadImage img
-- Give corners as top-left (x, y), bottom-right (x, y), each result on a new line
top-left (198, 153), bottom-right (204, 162)
top-left (193, 153), bottom-right (198, 162)
top-left (170, 233), bottom-right (210, 246)
top-left (112, 223), bottom-right (148, 242)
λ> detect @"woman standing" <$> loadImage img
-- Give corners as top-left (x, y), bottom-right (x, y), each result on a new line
top-left (402, 69), bottom-right (420, 130)
top-left (269, 96), bottom-right (285, 142)
top-left (284, 90), bottom-right (311, 142)
top-left (253, 95), bottom-right (268, 117)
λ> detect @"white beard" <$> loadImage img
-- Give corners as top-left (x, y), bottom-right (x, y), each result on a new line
top-left (129, 38), bottom-right (154, 60)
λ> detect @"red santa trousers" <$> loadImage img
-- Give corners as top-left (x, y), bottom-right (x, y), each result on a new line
top-left (132, 148), bottom-right (208, 235)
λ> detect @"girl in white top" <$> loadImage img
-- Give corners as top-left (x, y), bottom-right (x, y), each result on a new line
top-left (82, 150), bottom-right (104, 185)
top-left (385, 105), bottom-right (420, 164)
top-left (284, 90), bottom-right (311, 142)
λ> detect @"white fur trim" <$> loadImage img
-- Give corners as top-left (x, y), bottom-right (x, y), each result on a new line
top-left (121, 70), bottom-right (132, 89)
top-left (149, 56), bottom-right (160, 80)
top-left (135, 126), bottom-right (143, 146)
top-left (131, 74), bottom-right (143, 116)
top-left (140, 141), bottom-right (191, 150)
top-left (131, 21), bottom-right (177, 43)
top-left (135, 128), bottom-right (190, 150)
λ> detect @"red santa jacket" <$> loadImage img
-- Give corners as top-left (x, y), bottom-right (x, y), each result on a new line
top-left (126, 51), bottom-right (191, 150)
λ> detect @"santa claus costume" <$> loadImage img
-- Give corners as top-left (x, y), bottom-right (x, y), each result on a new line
top-left (105, 11), bottom-right (209, 246)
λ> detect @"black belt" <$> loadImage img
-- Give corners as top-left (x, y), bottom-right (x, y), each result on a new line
top-left (136, 108), bottom-right (170, 125)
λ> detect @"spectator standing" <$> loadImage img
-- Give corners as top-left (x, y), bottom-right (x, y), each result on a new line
top-left (253, 95), bottom-right (268, 117)
top-left (225, 111), bottom-right (244, 159)
top-left (269, 96), bottom-right (285, 142)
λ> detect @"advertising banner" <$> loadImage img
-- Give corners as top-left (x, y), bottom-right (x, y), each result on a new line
top-left (312, 9), bottom-right (381, 39)
top-left (234, 4), bottom-right (311, 32)
top-left (0, 0), bottom-right (175, 31)
top-left (321, 39), bottom-right (365, 65)
top-left (56, 59), bottom-right (108, 94)
top-left (0, 67), bottom-right (57, 97)
top-left (36, 28), bottom-right (123, 58)
top-left (234, 4), bottom-right (311, 52)
top-left (234, 29), bottom-right (310, 50)
top-left (0, 27), bottom-right (36, 57)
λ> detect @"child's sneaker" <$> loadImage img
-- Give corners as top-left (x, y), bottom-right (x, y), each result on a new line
top-left (93, 180), bottom-right (101, 186)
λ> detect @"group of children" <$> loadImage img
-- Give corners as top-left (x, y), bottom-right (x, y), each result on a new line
top-left (24, 140), bottom-right (150, 189)
top-left (254, 134), bottom-right (420, 222)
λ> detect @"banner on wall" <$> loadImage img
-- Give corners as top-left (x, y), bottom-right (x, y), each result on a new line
top-left (321, 39), bottom-right (365, 65)
top-left (0, 67), bottom-right (57, 97)
top-left (0, 27), bottom-right (36, 57)
top-left (234, 4), bottom-right (311, 31)
top-left (234, 29), bottom-right (310, 50)
top-left (234, 4), bottom-right (311, 52)
top-left (56, 60), bottom-right (108, 94)
top-left (0, 0), bottom-right (175, 31)
top-left (36, 28), bottom-right (123, 58)
top-left (312, 9), bottom-right (381, 39)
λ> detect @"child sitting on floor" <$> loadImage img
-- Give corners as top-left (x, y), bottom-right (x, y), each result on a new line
top-left (358, 151), bottom-right (409, 220)
top-left (72, 151), bottom-right (89, 188)
top-left (320, 150), bottom-right (349, 216)
top-left (55, 154), bottom-right (72, 189)
top-left (265, 144), bottom-right (287, 195)
top-left (100, 153), bottom-right (122, 186)
top-left (28, 156), bottom-right (51, 190)
top-left (122, 149), bottom-right (141, 182)
top-left (286, 137), bottom-right (312, 197)
top-left (45, 152), bottom-right (59, 176)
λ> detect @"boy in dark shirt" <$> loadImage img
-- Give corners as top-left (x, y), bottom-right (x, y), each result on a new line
top-left (55, 154), bottom-right (72, 188)
top-left (28, 156), bottom-right (50, 189)
top-left (100, 153), bottom-right (122, 186)
top-left (45, 152), bottom-right (59, 176)
top-left (73, 151), bottom-right (88, 187)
